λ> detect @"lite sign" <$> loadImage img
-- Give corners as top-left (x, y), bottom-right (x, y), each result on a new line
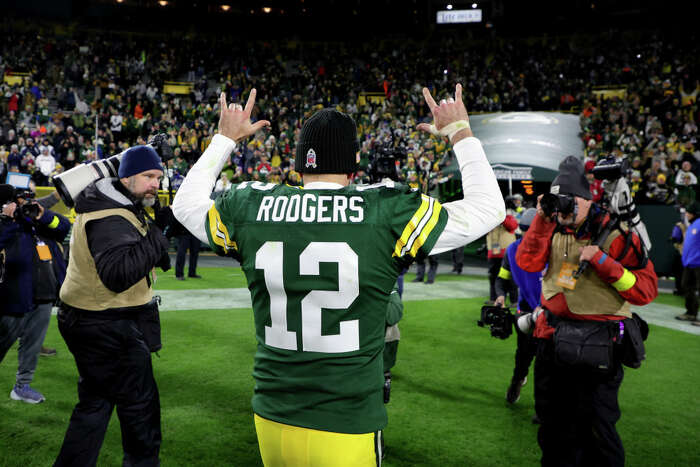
top-left (436, 9), bottom-right (483, 24)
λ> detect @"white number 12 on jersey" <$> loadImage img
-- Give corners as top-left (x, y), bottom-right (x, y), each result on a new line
top-left (255, 241), bottom-right (360, 353)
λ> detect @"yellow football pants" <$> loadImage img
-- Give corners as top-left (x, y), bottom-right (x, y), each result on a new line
top-left (254, 414), bottom-right (381, 467)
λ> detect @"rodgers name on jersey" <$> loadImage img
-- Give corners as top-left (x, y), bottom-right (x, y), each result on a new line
top-left (203, 180), bottom-right (448, 434)
top-left (256, 193), bottom-right (365, 223)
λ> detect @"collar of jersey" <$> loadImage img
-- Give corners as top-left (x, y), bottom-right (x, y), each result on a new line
top-left (302, 181), bottom-right (345, 190)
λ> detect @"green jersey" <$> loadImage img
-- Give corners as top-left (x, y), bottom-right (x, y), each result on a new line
top-left (204, 180), bottom-right (448, 433)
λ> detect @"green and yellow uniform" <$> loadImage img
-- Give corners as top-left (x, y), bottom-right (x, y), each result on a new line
top-left (204, 181), bottom-right (448, 434)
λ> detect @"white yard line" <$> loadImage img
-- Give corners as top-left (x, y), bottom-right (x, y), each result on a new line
top-left (53, 281), bottom-right (698, 336)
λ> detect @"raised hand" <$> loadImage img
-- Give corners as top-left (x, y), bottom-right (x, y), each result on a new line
top-left (218, 89), bottom-right (271, 143)
top-left (417, 83), bottom-right (472, 143)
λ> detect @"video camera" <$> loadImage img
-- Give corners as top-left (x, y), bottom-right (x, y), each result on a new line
top-left (592, 156), bottom-right (630, 182)
top-left (477, 305), bottom-right (514, 339)
top-left (52, 133), bottom-right (174, 207)
top-left (591, 155), bottom-right (651, 251)
top-left (368, 144), bottom-right (407, 183)
top-left (0, 184), bottom-right (41, 221)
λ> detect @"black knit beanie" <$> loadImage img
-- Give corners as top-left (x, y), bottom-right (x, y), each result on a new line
top-left (550, 155), bottom-right (591, 200)
top-left (295, 109), bottom-right (360, 174)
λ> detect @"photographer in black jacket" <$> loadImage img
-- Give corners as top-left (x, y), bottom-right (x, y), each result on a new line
top-left (0, 184), bottom-right (70, 404)
top-left (54, 145), bottom-right (170, 467)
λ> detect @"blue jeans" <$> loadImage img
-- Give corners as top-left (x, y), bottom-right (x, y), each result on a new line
top-left (0, 302), bottom-right (53, 385)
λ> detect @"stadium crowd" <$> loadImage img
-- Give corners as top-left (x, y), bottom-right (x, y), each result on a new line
top-left (0, 28), bottom-right (698, 207)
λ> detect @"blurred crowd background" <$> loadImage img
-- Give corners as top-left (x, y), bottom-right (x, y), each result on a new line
top-left (0, 22), bottom-right (697, 210)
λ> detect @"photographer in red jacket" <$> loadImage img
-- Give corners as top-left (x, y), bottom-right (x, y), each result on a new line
top-left (516, 156), bottom-right (657, 467)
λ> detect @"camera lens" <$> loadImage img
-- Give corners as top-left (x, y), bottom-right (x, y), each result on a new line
top-left (540, 193), bottom-right (558, 216)
top-left (557, 195), bottom-right (576, 215)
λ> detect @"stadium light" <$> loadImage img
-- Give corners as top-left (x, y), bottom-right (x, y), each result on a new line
top-left (263, 7), bottom-right (272, 13)
top-left (116, 0), bottom-right (124, 3)
top-left (447, 4), bottom-right (453, 10)
top-left (158, 0), bottom-right (168, 6)
top-left (472, 3), bottom-right (478, 8)
top-left (221, 4), bottom-right (230, 11)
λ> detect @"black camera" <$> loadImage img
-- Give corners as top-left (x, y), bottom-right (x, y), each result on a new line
top-left (540, 192), bottom-right (576, 218)
top-left (477, 305), bottom-right (514, 339)
top-left (592, 156), bottom-right (629, 181)
top-left (8, 189), bottom-right (41, 220)
top-left (368, 145), bottom-right (407, 183)
top-left (148, 133), bottom-right (175, 161)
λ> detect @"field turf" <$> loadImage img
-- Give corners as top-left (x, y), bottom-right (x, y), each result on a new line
top-left (1, 267), bottom-right (699, 466)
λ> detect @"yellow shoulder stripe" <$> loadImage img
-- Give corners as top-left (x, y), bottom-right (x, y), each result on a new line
top-left (612, 269), bottom-right (636, 292)
top-left (409, 202), bottom-right (442, 257)
top-left (393, 195), bottom-right (443, 258)
top-left (497, 267), bottom-right (512, 280)
top-left (207, 205), bottom-right (237, 252)
top-left (394, 195), bottom-right (430, 257)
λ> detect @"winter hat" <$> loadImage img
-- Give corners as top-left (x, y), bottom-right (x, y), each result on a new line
top-left (686, 201), bottom-right (700, 217)
top-left (519, 208), bottom-right (538, 232)
top-left (118, 145), bottom-right (163, 178)
top-left (550, 156), bottom-right (591, 200)
top-left (295, 109), bottom-right (359, 174)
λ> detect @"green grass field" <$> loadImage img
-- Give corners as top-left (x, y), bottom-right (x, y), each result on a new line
top-left (1, 267), bottom-right (699, 466)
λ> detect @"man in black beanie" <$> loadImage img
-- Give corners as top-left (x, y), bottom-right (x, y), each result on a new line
top-left (55, 144), bottom-right (171, 467)
top-left (516, 155), bottom-right (658, 467)
top-left (173, 86), bottom-right (505, 465)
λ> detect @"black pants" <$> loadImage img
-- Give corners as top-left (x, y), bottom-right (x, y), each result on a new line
top-left (487, 257), bottom-right (502, 301)
top-left (682, 266), bottom-right (700, 317)
top-left (451, 247), bottom-right (464, 273)
top-left (535, 339), bottom-right (624, 467)
top-left (415, 255), bottom-right (438, 282)
top-left (672, 251), bottom-right (684, 293)
top-left (175, 233), bottom-right (200, 278)
top-left (511, 325), bottom-right (538, 383)
top-left (55, 309), bottom-right (161, 467)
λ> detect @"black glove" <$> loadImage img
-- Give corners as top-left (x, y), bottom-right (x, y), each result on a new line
top-left (147, 224), bottom-right (171, 272)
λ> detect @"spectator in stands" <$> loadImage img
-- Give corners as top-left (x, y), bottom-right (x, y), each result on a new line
top-left (34, 147), bottom-right (56, 187)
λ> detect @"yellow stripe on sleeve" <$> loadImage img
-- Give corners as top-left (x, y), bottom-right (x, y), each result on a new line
top-left (612, 269), bottom-right (636, 292)
top-left (497, 266), bottom-right (512, 280)
top-left (48, 216), bottom-right (60, 229)
top-left (207, 205), bottom-right (237, 252)
top-left (394, 195), bottom-right (430, 257)
top-left (409, 200), bottom-right (442, 257)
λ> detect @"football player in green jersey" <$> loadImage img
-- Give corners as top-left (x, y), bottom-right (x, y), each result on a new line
top-left (173, 85), bottom-right (505, 466)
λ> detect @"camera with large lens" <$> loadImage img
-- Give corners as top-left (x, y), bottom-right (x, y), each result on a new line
top-left (540, 192), bottom-right (576, 218)
top-left (12, 189), bottom-right (41, 221)
top-left (516, 307), bottom-right (544, 335)
top-left (477, 305), bottom-right (514, 339)
top-left (52, 133), bottom-right (174, 207)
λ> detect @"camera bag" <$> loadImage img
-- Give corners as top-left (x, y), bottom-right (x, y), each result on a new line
top-left (136, 296), bottom-right (162, 353)
top-left (620, 313), bottom-right (648, 369)
top-left (553, 319), bottom-right (616, 372)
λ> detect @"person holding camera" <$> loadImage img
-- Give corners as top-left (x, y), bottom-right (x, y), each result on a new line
top-left (0, 184), bottom-right (70, 404)
top-left (54, 146), bottom-right (170, 467)
top-left (494, 208), bottom-right (541, 412)
top-left (515, 156), bottom-right (658, 467)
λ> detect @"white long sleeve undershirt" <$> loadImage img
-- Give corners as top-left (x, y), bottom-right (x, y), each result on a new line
top-left (172, 134), bottom-right (505, 252)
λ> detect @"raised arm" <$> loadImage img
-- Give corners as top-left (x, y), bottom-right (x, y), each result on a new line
top-left (172, 90), bottom-right (270, 243)
top-left (416, 84), bottom-right (505, 254)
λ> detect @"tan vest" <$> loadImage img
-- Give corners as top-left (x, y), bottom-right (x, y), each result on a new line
top-left (60, 208), bottom-right (152, 311)
top-left (674, 222), bottom-right (687, 254)
top-left (542, 229), bottom-right (632, 318)
top-left (486, 225), bottom-right (516, 256)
